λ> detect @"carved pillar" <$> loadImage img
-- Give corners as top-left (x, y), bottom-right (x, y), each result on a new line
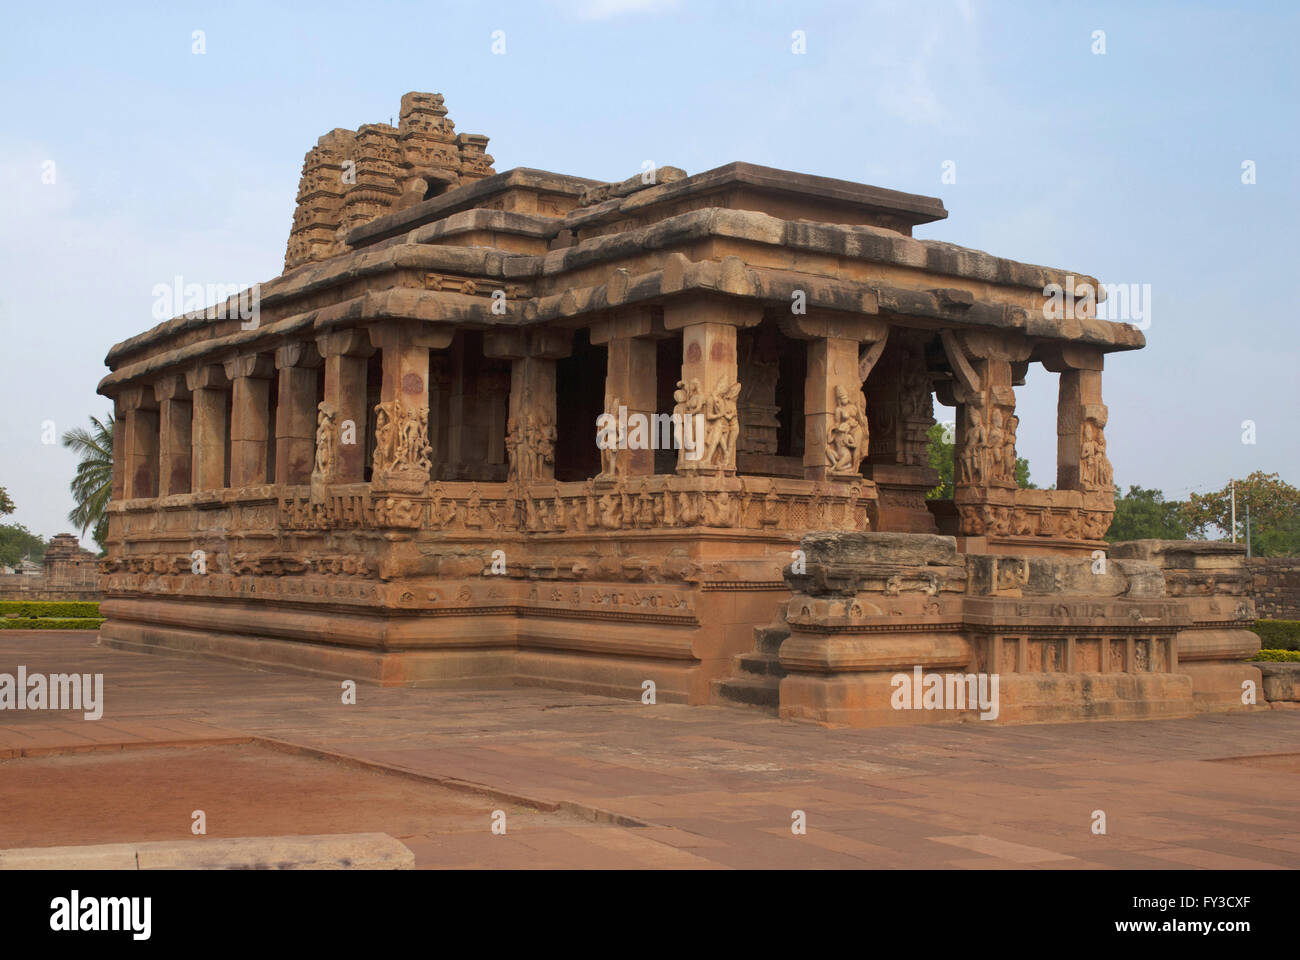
top-left (153, 375), bottom-right (192, 497)
top-left (1043, 344), bottom-right (1113, 538)
top-left (368, 320), bottom-right (453, 487)
top-left (664, 297), bottom-right (761, 475)
top-left (485, 327), bottom-right (572, 482)
top-left (941, 330), bottom-right (1032, 537)
top-left (591, 310), bottom-right (659, 477)
top-left (186, 365), bottom-right (229, 491)
top-left (224, 354), bottom-right (275, 487)
top-left (119, 386), bottom-right (160, 499)
top-left (315, 330), bottom-right (374, 484)
top-left (274, 343), bottom-right (322, 486)
top-left (1042, 345), bottom-right (1109, 494)
top-left (778, 312), bottom-right (887, 482)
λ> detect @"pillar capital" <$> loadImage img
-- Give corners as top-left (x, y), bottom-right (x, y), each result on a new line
top-left (275, 341), bottom-right (323, 370)
top-left (484, 326), bottom-right (573, 360)
top-left (589, 307), bottom-right (666, 345)
top-left (367, 318), bottom-right (454, 352)
top-left (316, 328), bottom-right (377, 359)
top-left (118, 384), bottom-right (158, 412)
top-left (662, 295), bottom-right (763, 332)
top-left (1039, 342), bottom-right (1105, 373)
top-left (223, 353), bottom-right (275, 382)
top-left (186, 364), bottom-right (229, 392)
top-left (152, 374), bottom-right (191, 404)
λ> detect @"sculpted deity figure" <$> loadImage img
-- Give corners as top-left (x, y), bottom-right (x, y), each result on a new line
top-left (673, 379), bottom-right (703, 469)
top-left (599, 395), bottom-right (624, 477)
top-left (373, 398), bottom-right (431, 477)
top-left (1080, 421), bottom-right (1098, 487)
top-left (1094, 429), bottom-right (1112, 490)
top-left (987, 409), bottom-right (1006, 482)
top-left (1080, 419), bottom-right (1112, 491)
top-left (313, 402), bottom-right (338, 481)
top-left (826, 384), bottom-right (869, 475)
top-left (537, 411), bottom-right (556, 479)
top-left (1003, 413), bottom-right (1019, 481)
top-left (700, 378), bottom-right (742, 472)
top-left (956, 405), bottom-right (986, 486)
top-left (505, 416), bottom-right (523, 483)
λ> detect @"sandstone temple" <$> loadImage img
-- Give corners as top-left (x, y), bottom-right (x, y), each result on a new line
top-left (96, 92), bottom-right (1263, 726)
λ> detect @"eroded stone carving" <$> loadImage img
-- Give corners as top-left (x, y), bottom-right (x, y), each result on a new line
top-left (826, 384), bottom-right (869, 476)
top-left (374, 398), bottom-right (432, 478)
top-left (699, 378), bottom-right (741, 473)
top-left (313, 402), bottom-right (338, 482)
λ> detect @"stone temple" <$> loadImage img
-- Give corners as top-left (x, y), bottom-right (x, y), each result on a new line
top-left (97, 92), bottom-right (1262, 726)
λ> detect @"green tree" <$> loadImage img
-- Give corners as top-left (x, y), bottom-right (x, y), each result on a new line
top-left (1106, 485), bottom-right (1189, 542)
top-left (0, 522), bottom-right (46, 567)
top-left (925, 421), bottom-right (1034, 499)
top-left (0, 487), bottom-right (13, 515)
top-left (926, 422), bottom-right (954, 499)
top-left (1183, 472), bottom-right (1300, 556)
top-left (62, 412), bottom-right (114, 552)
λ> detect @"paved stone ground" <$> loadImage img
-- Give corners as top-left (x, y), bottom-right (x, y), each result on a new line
top-left (3, 631), bottom-right (1299, 869)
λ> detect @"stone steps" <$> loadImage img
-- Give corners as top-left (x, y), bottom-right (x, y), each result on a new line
top-left (713, 620), bottom-right (790, 714)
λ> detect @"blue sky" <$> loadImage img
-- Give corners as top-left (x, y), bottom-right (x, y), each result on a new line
top-left (1, 0), bottom-right (1296, 546)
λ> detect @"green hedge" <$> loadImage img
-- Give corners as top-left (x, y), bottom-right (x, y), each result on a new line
top-left (0, 617), bottom-right (105, 630)
top-left (0, 601), bottom-right (100, 619)
top-left (1253, 649), bottom-right (1300, 663)
top-left (1250, 620), bottom-right (1300, 651)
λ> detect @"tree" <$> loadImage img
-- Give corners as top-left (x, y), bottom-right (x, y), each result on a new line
top-left (62, 412), bottom-right (114, 552)
top-left (0, 487), bottom-right (13, 516)
top-left (924, 421), bottom-right (1035, 499)
top-left (0, 522), bottom-right (45, 568)
top-left (1106, 485), bottom-right (1189, 542)
top-left (1183, 471), bottom-right (1300, 556)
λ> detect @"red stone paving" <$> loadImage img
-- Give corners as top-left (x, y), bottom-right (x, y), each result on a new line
top-left (2, 630), bottom-right (1299, 869)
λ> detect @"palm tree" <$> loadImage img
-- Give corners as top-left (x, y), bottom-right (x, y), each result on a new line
top-left (62, 412), bottom-right (114, 551)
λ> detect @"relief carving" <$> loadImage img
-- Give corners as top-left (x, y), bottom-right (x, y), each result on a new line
top-left (374, 398), bottom-right (432, 478)
top-left (313, 402), bottom-right (338, 482)
top-left (826, 384), bottom-right (869, 476)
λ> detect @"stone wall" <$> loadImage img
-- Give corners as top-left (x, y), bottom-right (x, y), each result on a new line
top-left (1246, 557), bottom-right (1300, 620)
top-left (0, 575), bottom-right (101, 602)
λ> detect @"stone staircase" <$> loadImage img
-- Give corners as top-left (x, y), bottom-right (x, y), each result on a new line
top-left (713, 618), bottom-right (790, 714)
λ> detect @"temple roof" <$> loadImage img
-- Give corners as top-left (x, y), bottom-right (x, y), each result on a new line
top-left (101, 153), bottom-right (1143, 396)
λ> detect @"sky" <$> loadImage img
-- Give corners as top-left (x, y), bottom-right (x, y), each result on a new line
top-left (1, 0), bottom-right (1296, 548)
